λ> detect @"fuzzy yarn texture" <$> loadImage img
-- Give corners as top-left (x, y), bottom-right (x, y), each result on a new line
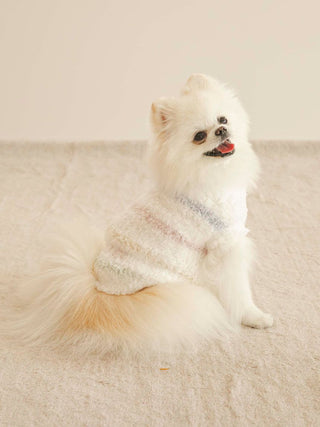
top-left (0, 140), bottom-right (319, 426)
top-left (94, 189), bottom-right (247, 295)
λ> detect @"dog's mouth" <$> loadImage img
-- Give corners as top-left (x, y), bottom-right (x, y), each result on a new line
top-left (203, 139), bottom-right (235, 157)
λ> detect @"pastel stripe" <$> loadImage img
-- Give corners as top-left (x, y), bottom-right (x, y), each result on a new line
top-left (134, 206), bottom-right (206, 254)
top-left (94, 255), bottom-right (147, 285)
top-left (176, 194), bottom-right (226, 230)
top-left (97, 240), bottom-right (182, 289)
top-left (109, 228), bottom-right (193, 281)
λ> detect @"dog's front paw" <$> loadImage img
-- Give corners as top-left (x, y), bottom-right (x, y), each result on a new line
top-left (242, 305), bottom-right (273, 329)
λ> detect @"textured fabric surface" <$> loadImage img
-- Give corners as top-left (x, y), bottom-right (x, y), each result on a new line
top-left (0, 140), bottom-right (319, 426)
top-left (95, 189), bottom-right (247, 295)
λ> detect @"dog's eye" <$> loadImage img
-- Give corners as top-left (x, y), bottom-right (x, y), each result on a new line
top-left (193, 131), bottom-right (207, 144)
top-left (218, 116), bottom-right (228, 124)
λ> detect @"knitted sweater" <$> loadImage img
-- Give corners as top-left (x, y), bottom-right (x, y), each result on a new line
top-left (94, 189), bottom-right (248, 295)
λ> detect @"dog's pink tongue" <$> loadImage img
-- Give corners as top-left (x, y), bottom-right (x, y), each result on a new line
top-left (216, 140), bottom-right (235, 154)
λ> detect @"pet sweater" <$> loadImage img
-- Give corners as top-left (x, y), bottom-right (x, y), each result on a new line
top-left (94, 190), bottom-right (248, 295)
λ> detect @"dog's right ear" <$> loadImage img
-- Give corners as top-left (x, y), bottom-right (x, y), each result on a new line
top-left (150, 97), bottom-right (177, 136)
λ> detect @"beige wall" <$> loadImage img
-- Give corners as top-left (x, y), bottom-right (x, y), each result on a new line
top-left (0, 0), bottom-right (319, 141)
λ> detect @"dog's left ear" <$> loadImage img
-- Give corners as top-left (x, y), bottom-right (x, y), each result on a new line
top-left (150, 97), bottom-right (177, 135)
top-left (181, 73), bottom-right (213, 94)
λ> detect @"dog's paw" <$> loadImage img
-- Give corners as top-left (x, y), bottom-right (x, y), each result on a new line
top-left (242, 305), bottom-right (273, 329)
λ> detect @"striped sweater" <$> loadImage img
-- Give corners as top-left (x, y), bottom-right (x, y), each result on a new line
top-left (94, 190), bottom-right (248, 295)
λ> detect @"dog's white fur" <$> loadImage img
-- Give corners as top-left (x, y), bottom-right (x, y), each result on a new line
top-left (6, 74), bottom-right (272, 354)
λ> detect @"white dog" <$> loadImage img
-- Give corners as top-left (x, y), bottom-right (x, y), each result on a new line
top-left (10, 74), bottom-right (273, 353)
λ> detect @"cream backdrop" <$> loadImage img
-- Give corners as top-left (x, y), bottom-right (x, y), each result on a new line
top-left (0, 0), bottom-right (319, 141)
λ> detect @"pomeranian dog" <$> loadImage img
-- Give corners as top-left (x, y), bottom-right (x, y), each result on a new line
top-left (8, 74), bottom-right (273, 353)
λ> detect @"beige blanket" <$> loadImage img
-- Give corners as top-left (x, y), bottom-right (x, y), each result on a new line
top-left (0, 141), bottom-right (319, 426)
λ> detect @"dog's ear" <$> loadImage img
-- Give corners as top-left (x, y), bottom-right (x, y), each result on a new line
top-left (181, 73), bottom-right (213, 94)
top-left (150, 97), bottom-right (177, 135)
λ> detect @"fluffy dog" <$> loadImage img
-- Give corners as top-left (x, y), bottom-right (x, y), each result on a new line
top-left (9, 74), bottom-right (273, 353)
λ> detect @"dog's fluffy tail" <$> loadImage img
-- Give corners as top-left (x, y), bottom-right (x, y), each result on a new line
top-left (5, 221), bottom-right (231, 354)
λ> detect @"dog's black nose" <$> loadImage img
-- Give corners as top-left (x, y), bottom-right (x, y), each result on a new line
top-left (215, 126), bottom-right (227, 136)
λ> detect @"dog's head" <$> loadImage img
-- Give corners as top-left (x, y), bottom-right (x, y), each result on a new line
top-left (149, 74), bottom-right (259, 194)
